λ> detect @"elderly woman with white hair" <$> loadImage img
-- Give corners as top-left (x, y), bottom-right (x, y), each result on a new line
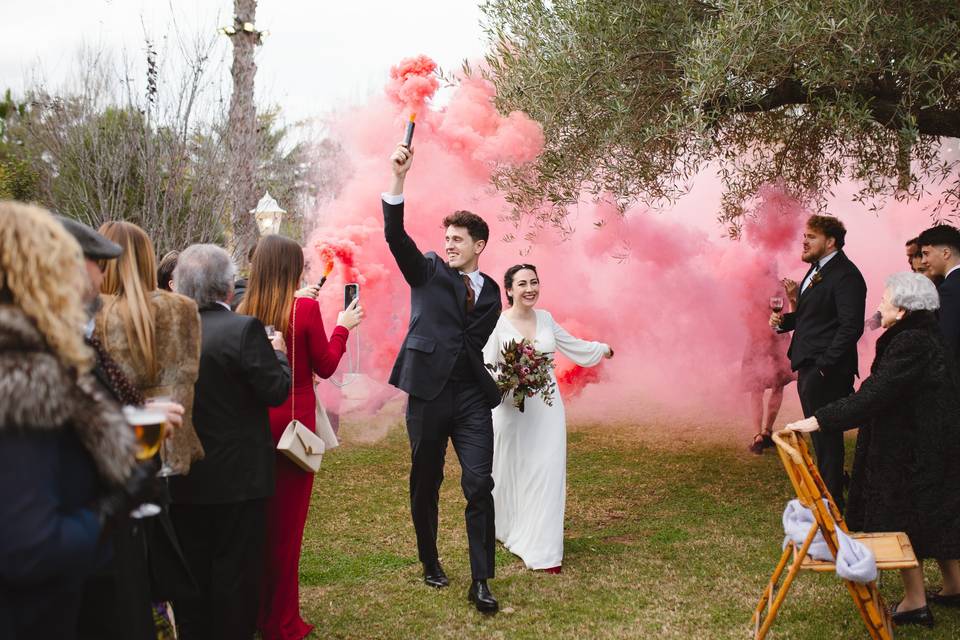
top-left (787, 272), bottom-right (960, 628)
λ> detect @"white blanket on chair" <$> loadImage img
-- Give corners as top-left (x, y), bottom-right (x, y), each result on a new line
top-left (781, 499), bottom-right (877, 584)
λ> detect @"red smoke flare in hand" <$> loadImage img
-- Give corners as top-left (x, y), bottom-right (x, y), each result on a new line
top-left (386, 55), bottom-right (439, 110)
top-left (312, 241), bottom-right (359, 283)
top-left (555, 361), bottom-right (603, 399)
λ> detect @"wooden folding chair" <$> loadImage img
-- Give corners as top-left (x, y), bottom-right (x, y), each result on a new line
top-left (751, 429), bottom-right (918, 640)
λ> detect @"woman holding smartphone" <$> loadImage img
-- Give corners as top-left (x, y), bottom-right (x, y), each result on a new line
top-left (239, 235), bottom-right (363, 640)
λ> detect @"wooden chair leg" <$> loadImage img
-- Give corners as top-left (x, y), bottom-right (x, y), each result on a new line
top-left (844, 581), bottom-right (893, 640)
top-left (754, 545), bottom-right (793, 636)
top-left (754, 524), bottom-right (820, 640)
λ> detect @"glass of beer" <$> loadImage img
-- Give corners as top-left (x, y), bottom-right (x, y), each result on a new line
top-left (123, 406), bottom-right (167, 518)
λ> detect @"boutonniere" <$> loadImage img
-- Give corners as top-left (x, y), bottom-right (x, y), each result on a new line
top-left (810, 272), bottom-right (824, 288)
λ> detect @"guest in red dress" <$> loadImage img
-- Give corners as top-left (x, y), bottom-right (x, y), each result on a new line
top-left (239, 235), bottom-right (364, 640)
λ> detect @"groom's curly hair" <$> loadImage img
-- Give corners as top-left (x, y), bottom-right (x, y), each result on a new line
top-left (442, 210), bottom-right (489, 243)
top-left (806, 215), bottom-right (847, 250)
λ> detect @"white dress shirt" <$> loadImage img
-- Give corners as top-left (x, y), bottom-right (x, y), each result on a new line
top-left (382, 193), bottom-right (404, 206)
top-left (801, 251), bottom-right (838, 294)
top-left (459, 269), bottom-right (484, 301)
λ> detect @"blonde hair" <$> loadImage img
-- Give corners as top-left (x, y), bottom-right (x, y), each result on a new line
top-left (99, 221), bottom-right (160, 381)
top-left (0, 201), bottom-right (92, 373)
top-left (237, 235), bottom-right (304, 335)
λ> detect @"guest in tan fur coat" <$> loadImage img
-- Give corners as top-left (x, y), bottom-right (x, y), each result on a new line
top-left (96, 221), bottom-right (204, 474)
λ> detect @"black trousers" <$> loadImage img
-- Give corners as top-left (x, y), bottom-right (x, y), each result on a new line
top-left (77, 519), bottom-right (156, 640)
top-left (406, 379), bottom-right (496, 580)
top-left (170, 499), bottom-right (266, 640)
top-left (797, 366), bottom-right (854, 512)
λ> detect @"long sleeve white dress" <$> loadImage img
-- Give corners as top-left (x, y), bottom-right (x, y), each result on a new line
top-left (482, 309), bottom-right (609, 569)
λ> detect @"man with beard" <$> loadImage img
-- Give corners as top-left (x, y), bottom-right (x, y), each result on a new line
top-left (770, 215), bottom-right (866, 512)
top-left (57, 216), bottom-right (184, 639)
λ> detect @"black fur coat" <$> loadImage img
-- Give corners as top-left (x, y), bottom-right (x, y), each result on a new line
top-left (816, 310), bottom-right (960, 559)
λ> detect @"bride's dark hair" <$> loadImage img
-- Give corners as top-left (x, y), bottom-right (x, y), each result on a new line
top-left (503, 264), bottom-right (538, 306)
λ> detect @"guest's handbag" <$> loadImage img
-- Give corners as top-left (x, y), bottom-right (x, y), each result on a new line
top-left (276, 302), bottom-right (326, 473)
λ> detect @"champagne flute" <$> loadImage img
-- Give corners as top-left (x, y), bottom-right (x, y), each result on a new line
top-left (147, 394), bottom-right (176, 478)
top-left (123, 406), bottom-right (166, 519)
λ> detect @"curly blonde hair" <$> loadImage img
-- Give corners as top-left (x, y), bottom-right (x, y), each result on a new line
top-left (0, 201), bottom-right (93, 373)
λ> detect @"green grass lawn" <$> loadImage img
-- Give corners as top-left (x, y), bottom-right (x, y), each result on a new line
top-left (299, 417), bottom-right (959, 639)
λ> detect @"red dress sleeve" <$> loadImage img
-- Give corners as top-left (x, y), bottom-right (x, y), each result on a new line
top-left (298, 298), bottom-right (349, 379)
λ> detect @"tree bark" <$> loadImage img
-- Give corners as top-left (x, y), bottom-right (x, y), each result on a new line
top-left (227, 0), bottom-right (260, 268)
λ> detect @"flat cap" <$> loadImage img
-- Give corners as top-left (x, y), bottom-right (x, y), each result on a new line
top-left (56, 216), bottom-right (122, 260)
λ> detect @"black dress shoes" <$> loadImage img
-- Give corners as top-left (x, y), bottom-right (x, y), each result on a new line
top-left (927, 590), bottom-right (960, 607)
top-left (891, 603), bottom-right (935, 627)
top-left (467, 580), bottom-right (499, 614)
top-left (423, 561), bottom-right (449, 588)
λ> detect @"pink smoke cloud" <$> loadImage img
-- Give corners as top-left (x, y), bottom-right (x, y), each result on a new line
top-left (306, 54), bottom-right (939, 428)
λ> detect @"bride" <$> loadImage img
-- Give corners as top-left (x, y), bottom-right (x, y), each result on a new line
top-left (483, 264), bottom-right (613, 572)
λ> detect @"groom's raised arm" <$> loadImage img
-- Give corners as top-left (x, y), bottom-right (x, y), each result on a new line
top-left (383, 144), bottom-right (432, 287)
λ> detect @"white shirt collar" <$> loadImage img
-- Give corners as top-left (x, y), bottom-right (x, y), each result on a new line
top-left (947, 264), bottom-right (960, 279)
top-left (216, 301), bottom-right (231, 311)
top-left (459, 268), bottom-right (483, 285)
top-left (817, 250), bottom-right (839, 269)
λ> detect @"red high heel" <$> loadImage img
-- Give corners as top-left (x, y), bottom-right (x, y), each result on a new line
top-left (540, 566), bottom-right (562, 574)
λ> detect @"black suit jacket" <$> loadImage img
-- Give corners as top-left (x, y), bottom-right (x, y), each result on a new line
top-left (780, 251), bottom-right (867, 376)
top-left (383, 200), bottom-right (502, 408)
top-left (937, 269), bottom-right (960, 363)
top-left (169, 305), bottom-right (290, 504)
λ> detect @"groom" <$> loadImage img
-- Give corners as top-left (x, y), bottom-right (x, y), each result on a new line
top-left (382, 143), bottom-right (503, 613)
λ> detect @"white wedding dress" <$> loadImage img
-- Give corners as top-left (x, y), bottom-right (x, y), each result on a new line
top-left (482, 309), bottom-right (609, 569)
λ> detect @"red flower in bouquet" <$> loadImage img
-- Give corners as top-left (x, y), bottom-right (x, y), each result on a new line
top-left (486, 338), bottom-right (556, 412)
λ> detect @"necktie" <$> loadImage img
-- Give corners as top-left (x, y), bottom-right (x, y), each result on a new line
top-left (802, 262), bottom-right (820, 294)
top-left (462, 274), bottom-right (475, 313)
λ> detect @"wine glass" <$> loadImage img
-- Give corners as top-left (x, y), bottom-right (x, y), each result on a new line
top-left (123, 406), bottom-right (167, 519)
top-left (770, 296), bottom-right (785, 331)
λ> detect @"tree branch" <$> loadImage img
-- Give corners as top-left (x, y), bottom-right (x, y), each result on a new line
top-left (706, 77), bottom-right (960, 138)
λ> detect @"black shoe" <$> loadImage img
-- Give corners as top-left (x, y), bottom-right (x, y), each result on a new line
top-left (891, 603), bottom-right (935, 627)
top-left (467, 579), bottom-right (499, 614)
top-left (761, 433), bottom-right (775, 449)
top-left (927, 590), bottom-right (960, 607)
top-left (423, 561), bottom-right (449, 588)
top-left (748, 435), bottom-right (764, 455)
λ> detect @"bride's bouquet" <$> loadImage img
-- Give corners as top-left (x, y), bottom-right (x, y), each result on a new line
top-left (486, 338), bottom-right (556, 412)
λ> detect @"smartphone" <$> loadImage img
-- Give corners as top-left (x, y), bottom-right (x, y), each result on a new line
top-left (344, 283), bottom-right (359, 309)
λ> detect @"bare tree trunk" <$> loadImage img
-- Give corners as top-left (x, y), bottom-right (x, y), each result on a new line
top-left (227, 0), bottom-right (260, 267)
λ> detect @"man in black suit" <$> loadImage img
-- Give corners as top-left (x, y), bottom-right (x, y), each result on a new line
top-left (167, 244), bottom-right (291, 640)
top-left (770, 215), bottom-right (866, 511)
top-left (918, 224), bottom-right (960, 364)
top-left (383, 144), bottom-right (503, 613)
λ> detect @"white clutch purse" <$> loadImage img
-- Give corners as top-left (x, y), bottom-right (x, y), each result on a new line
top-left (277, 419), bottom-right (325, 473)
